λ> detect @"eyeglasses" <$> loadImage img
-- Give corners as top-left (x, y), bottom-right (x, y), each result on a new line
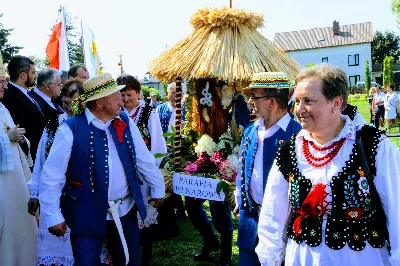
top-left (249, 95), bottom-right (271, 101)
top-left (117, 76), bottom-right (136, 85)
top-left (0, 81), bottom-right (8, 86)
top-left (48, 83), bottom-right (63, 87)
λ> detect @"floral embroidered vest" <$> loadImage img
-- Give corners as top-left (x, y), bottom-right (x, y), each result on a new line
top-left (276, 126), bottom-right (391, 253)
top-left (136, 103), bottom-right (153, 151)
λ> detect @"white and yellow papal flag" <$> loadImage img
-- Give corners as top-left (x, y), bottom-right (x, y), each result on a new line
top-left (81, 21), bottom-right (102, 78)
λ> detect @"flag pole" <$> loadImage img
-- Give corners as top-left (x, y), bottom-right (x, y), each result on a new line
top-left (61, 6), bottom-right (70, 66)
top-left (81, 20), bottom-right (87, 70)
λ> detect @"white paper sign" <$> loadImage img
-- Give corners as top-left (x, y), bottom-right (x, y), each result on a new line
top-left (173, 173), bottom-right (225, 201)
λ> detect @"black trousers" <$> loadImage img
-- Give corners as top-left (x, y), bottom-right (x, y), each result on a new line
top-left (375, 105), bottom-right (385, 128)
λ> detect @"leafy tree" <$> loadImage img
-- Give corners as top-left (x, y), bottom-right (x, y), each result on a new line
top-left (29, 55), bottom-right (50, 72)
top-left (142, 86), bottom-right (162, 101)
top-left (306, 63), bottom-right (316, 69)
top-left (63, 8), bottom-right (84, 66)
top-left (162, 82), bottom-right (168, 96)
top-left (364, 60), bottom-right (371, 94)
top-left (0, 14), bottom-right (22, 63)
top-left (392, 0), bottom-right (400, 25)
top-left (383, 56), bottom-right (394, 86)
top-left (372, 30), bottom-right (400, 63)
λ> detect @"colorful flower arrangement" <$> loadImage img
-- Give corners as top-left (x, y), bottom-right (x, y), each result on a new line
top-left (156, 129), bottom-right (241, 204)
top-left (183, 134), bottom-right (240, 184)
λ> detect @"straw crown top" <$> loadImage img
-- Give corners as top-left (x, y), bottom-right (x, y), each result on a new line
top-left (248, 72), bottom-right (293, 89)
top-left (190, 7), bottom-right (264, 30)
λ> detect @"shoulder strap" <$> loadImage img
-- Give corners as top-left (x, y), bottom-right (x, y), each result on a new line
top-left (276, 135), bottom-right (297, 182)
top-left (119, 111), bottom-right (130, 125)
top-left (342, 104), bottom-right (357, 121)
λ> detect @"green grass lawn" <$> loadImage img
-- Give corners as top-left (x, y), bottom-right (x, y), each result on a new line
top-left (152, 101), bottom-right (399, 266)
top-left (152, 203), bottom-right (239, 266)
top-left (352, 101), bottom-right (400, 147)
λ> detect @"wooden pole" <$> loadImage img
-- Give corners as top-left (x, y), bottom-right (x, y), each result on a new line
top-left (173, 77), bottom-right (183, 168)
top-left (230, 0), bottom-right (232, 8)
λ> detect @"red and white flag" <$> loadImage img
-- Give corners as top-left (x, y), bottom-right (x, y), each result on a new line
top-left (46, 8), bottom-right (70, 70)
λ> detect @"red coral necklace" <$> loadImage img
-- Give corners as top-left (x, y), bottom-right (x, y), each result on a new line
top-left (302, 137), bottom-right (346, 167)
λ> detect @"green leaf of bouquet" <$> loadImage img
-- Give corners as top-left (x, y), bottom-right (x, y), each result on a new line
top-left (154, 153), bottom-right (166, 159)
top-left (216, 181), bottom-right (224, 194)
top-left (160, 156), bottom-right (170, 169)
top-left (163, 132), bottom-right (174, 137)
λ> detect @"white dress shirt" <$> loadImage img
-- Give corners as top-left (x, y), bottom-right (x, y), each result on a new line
top-left (124, 100), bottom-right (167, 156)
top-left (39, 108), bottom-right (165, 228)
top-left (235, 113), bottom-right (291, 205)
top-left (374, 92), bottom-right (386, 106)
top-left (34, 88), bottom-right (56, 109)
top-left (28, 115), bottom-right (66, 199)
top-left (352, 112), bottom-right (367, 127)
top-left (256, 116), bottom-right (400, 266)
top-left (167, 102), bottom-right (176, 133)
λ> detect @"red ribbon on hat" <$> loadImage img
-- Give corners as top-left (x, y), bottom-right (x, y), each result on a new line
top-left (294, 183), bottom-right (328, 236)
top-left (112, 119), bottom-right (127, 143)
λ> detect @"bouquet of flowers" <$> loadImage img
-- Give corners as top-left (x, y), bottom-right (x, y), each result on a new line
top-left (156, 129), bottom-right (240, 204)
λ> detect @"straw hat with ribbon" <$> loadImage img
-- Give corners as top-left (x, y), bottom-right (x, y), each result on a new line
top-left (244, 72), bottom-right (294, 90)
top-left (0, 53), bottom-right (6, 77)
top-left (71, 73), bottom-right (125, 114)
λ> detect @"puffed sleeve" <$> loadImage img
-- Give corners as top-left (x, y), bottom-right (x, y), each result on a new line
top-left (374, 137), bottom-right (400, 265)
top-left (255, 161), bottom-right (290, 266)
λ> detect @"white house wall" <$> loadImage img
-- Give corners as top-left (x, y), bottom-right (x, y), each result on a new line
top-left (287, 43), bottom-right (372, 85)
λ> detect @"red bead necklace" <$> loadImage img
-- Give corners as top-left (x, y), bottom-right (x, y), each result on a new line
top-left (302, 137), bottom-right (346, 167)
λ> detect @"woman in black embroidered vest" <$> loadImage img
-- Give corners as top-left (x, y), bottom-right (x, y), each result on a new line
top-left (256, 64), bottom-right (400, 266)
top-left (118, 75), bottom-right (179, 266)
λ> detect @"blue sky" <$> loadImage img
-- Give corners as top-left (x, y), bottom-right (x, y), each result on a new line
top-left (2, 0), bottom-right (398, 78)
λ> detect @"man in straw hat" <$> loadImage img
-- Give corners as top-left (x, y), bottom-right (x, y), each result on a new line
top-left (39, 73), bottom-right (165, 265)
top-left (235, 72), bottom-right (301, 265)
top-left (0, 53), bottom-right (38, 265)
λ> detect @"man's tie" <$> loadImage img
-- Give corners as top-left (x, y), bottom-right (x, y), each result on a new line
top-left (27, 90), bottom-right (45, 118)
top-left (51, 98), bottom-right (64, 114)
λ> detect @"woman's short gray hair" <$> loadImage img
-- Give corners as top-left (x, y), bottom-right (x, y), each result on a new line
top-left (295, 64), bottom-right (348, 111)
top-left (37, 68), bottom-right (60, 87)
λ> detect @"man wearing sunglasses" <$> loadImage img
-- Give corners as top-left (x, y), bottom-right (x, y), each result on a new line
top-left (235, 72), bottom-right (301, 266)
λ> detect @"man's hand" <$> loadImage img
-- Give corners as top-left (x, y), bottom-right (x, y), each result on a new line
top-left (149, 198), bottom-right (164, 208)
top-left (48, 222), bottom-right (67, 237)
top-left (233, 204), bottom-right (240, 219)
top-left (6, 125), bottom-right (26, 143)
top-left (28, 198), bottom-right (39, 216)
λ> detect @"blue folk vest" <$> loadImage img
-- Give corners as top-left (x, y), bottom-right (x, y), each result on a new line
top-left (157, 102), bottom-right (172, 134)
top-left (239, 118), bottom-right (301, 213)
top-left (60, 111), bottom-right (146, 236)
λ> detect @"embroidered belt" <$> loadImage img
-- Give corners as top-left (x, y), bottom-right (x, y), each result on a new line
top-left (66, 176), bottom-right (82, 188)
top-left (108, 192), bottom-right (132, 265)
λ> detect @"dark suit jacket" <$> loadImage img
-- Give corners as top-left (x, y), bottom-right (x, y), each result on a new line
top-left (30, 89), bottom-right (60, 121)
top-left (0, 83), bottom-right (47, 162)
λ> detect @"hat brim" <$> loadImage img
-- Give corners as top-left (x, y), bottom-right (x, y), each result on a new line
top-left (243, 85), bottom-right (292, 90)
top-left (83, 84), bottom-right (126, 103)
